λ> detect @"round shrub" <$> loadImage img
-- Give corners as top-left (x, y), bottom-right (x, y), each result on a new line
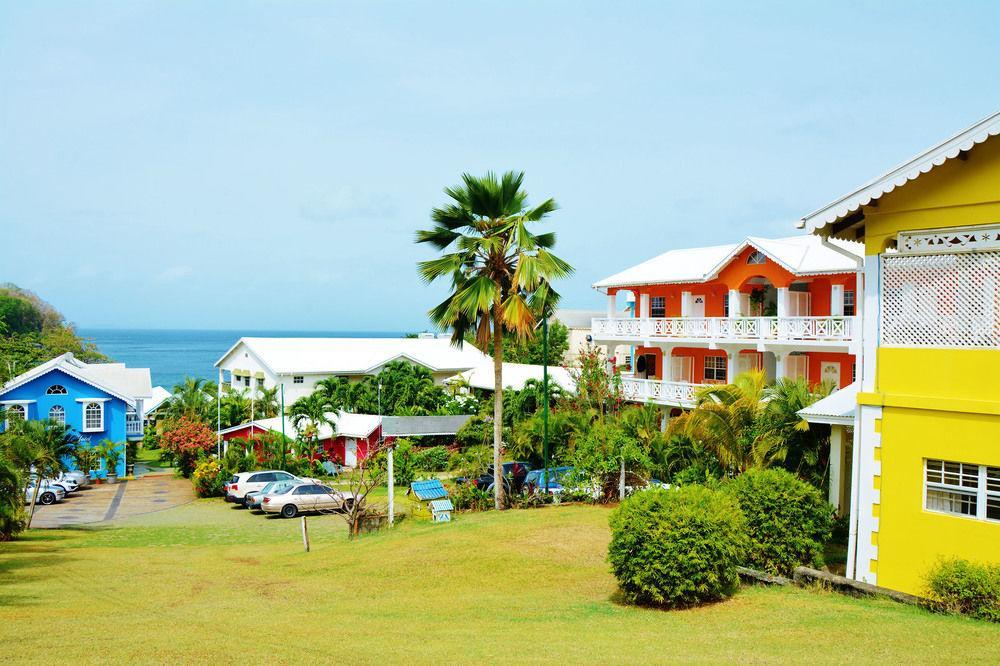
top-left (927, 558), bottom-right (1000, 622)
top-left (608, 486), bottom-right (748, 608)
top-left (192, 459), bottom-right (225, 498)
top-left (722, 468), bottom-right (834, 576)
top-left (414, 445), bottom-right (450, 472)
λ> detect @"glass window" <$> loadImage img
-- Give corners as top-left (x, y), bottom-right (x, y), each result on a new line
top-left (6, 404), bottom-right (26, 425)
top-left (293, 376), bottom-right (304, 384)
top-left (48, 405), bottom-right (66, 425)
top-left (843, 290), bottom-right (856, 317)
top-left (747, 250), bottom-right (766, 265)
top-left (925, 459), bottom-right (994, 521)
top-left (83, 403), bottom-right (103, 431)
top-left (256, 378), bottom-right (264, 388)
top-left (46, 385), bottom-right (67, 395)
top-left (650, 297), bottom-right (665, 318)
top-left (704, 356), bottom-right (727, 382)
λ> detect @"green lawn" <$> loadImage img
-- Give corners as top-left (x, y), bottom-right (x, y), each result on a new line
top-left (133, 445), bottom-right (176, 473)
top-left (2, 500), bottom-right (998, 664)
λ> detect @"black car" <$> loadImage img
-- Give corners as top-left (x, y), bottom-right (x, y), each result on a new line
top-left (456, 461), bottom-right (533, 493)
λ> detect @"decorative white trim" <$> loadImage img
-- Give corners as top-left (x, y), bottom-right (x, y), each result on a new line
top-left (81, 401), bottom-right (105, 433)
top-left (0, 399), bottom-right (36, 405)
top-left (897, 224), bottom-right (1000, 255)
top-left (800, 111), bottom-right (1000, 232)
top-left (75, 397), bottom-right (112, 403)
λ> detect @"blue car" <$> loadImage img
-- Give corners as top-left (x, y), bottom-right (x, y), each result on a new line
top-left (524, 466), bottom-right (575, 494)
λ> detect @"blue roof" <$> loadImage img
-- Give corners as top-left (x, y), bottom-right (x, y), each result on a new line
top-left (410, 479), bottom-right (448, 500)
top-left (429, 499), bottom-right (454, 511)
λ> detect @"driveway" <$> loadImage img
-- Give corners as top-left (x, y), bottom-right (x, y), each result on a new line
top-left (29, 473), bottom-right (194, 528)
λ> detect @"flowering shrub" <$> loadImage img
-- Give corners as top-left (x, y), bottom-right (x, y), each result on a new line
top-left (160, 417), bottom-right (215, 477)
top-left (192, 459), bottom-right (225, 498)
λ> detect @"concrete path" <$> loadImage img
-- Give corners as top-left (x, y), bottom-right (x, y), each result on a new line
top-left (29, 474), bottom-right (194, 528)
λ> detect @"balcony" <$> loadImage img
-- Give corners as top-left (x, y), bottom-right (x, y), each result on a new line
top-left (593, 315), bottom-right (857, 346)
top-left (620, 377), bottom-right (699, 407)
top-left (126, 413), bottom-right (143, 437)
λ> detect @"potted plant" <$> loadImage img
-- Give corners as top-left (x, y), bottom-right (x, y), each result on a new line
top-left (99, 439), bottom-right (123, 484)
top-left (72, 444), bottom-right (100, 485)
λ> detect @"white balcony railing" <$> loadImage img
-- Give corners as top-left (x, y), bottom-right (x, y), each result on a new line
top-left (620, 377), bottom-right (699, 407)
top-left (593, 316), bottom-right (856, 344)
top-left (126, 414), bottom-right (143, 436)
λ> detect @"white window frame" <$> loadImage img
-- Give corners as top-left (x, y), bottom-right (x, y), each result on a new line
top-left (704, 355), bottom-right (727, 383)
top-left (650, 296), bottom-right (666, 319)
top-left (5, 404), bottom-right (27, 428)
top-left (747, 250), bottom-right (767, 265)
top-left (924, 458), bottom-right (1000, 523)
top-left (46, 384), bottom-right (68, 395)
top-left (48, 405), bottom-right (66, 425)
top-left (843, 290), bottom-right (856, 317)
top-left (82, 401), bottom-right (104, 433)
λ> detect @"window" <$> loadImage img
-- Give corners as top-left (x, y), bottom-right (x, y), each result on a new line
top-left (48, 405), bottom-right (66, 425)
top-left (293, 376), bottom-right (304, 384)
top-left (650, 296), bottom-right (665, 319)
top-left (925, 459), bottom-right (1000, 522)
top-left (785, 354), bottom-right (808, 381)
top-left (46, 385), bottom-right (67, 395)
top-left (704, 356), bottom-right (727, 383)
top-left (256, 377), bottom-right (264, 389)
top-left (83, 402), bottom-right (103, 432)
top-left (843, 290), bottom-right (856, 317)
top-left (670, 356), bottom-right (693, 383)
top-left (747, 250), bottom-right (767, 265)
top-left (5, 404), bottom-right (26, 426)
top-left (723, 296), bottom-right (729, 318)
top-left (275, 471), bottom-right (293, 480)
top-left (243, 376), bottom-right (251, 388)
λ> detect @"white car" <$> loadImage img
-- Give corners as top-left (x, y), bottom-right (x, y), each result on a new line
top-left (25, 482), bottom-right (66, 505)
top-left (225, 470), bottom-right (319, 508)
top-left (58, 471), bottom-right (90, 487)
top-left (31, 474), bottom-right (78, 494)
top-left (260, 483), bottom-right (357, 518)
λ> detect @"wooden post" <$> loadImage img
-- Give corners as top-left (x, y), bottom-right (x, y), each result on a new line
top-left (301, 516), bottom-right (310, 552)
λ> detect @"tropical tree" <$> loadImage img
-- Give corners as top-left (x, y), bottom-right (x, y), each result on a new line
top-left (417, 171), bottom-right (572, 508)
top-left (0, 457), bottom-right (26, 541)
top-left (253, 385), bottom-right (280, 419)
top-left (219, 390), bottom-right (252, 429)
top-left (762, 377), bottom-right (833, 484)
top-left (166, 377), bottom-right (217, 423)
top-left (3, 419), bottom-right (76, 528)
top-left (289, 393), bottom-right (335, 443)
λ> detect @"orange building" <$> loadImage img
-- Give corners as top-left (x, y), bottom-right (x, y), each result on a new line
top-left (590, 235), bottom-right (861, 411)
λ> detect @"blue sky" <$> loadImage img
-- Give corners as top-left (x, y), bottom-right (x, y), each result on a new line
top-left (2, 1), bottom-right (998, 331)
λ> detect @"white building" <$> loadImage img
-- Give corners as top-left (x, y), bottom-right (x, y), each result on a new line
top-left (214, 337), bottom-right (491, 403)
top-left (447, 362), bottom-right (576, 393)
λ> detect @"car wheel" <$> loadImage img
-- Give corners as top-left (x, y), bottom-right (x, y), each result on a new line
top-left (281, 504), bottom-right (297, 519)
top-left (342, 498), bottom-right (355, 513)
top-left (242, 495), bottom-right (252, 509)
top-left (39, 492), bottom-right (56, 505)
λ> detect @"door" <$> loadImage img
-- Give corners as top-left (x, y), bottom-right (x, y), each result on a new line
top-left (344, 439), bottom-right (358, 467)
top-left (670, 356), bottom-right (693, 383)
top-left (736, 352), bottom-right (761, 376)
top-left (691, 296), bottom-right (706, 318)
top-left (821, 361), bottom-right (841, 387)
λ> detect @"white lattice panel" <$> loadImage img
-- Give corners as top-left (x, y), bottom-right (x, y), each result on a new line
top-left (881, 251), bottom-right (1000, 348)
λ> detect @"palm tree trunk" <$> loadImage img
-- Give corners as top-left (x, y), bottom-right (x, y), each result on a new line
top-left (492, 309), bottom-right (504, 511)
top-left (26, 477), bottom-right (41, 529)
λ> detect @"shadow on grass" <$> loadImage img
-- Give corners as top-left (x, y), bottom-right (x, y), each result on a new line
top-left (0, 532), bottom-right (83, 607)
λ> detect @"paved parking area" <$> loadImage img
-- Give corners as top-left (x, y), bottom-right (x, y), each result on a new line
top-left (29, 473), bottom-right (194, 528)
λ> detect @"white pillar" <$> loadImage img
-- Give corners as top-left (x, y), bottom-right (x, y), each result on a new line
top-left (726, 350), bottom-right (738, 384)
top-left (831, 284), bottom-right (845, 316)
top-left (829, 425), bottom-right (844, 511)
top-left (639, 293), bottom-right (650, 319)
top-left (388, 440), bottom-right (395, 526)
top-left (606, 291), bottom-right (617, 318)
top-left (681, 291), bottom-right (693, 317)
top-left (776, 287), bottom-right (789, 318)
top-left (728, 289), bottom-right (742, 317)
top-left (217, 367), bottom-right (223, 456)
top-left (774, 352), bottom-right (784, 381)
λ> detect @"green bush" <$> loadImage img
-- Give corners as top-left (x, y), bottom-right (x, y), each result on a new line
top-left (414, 446), bottom-right (450, 472)
top-left (927, 558), bottom-right (1000, 622)
top-left (451, 483), bottom-right (493, 512)
top-left (192, 459), bottom-right (226, 498)
top-left (608, 486), bottom-right (747, 608)
top-left (722, 468), bottom-right (834, 576)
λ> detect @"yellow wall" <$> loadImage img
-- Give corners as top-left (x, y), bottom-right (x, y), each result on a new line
top-left (857, 133), bottom-right (1000, 595)
top-left (876, 407), bottom-right (1000, 594)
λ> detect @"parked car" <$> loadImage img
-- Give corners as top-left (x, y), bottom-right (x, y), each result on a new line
top-left (225, 470), bottom-right (318, 507)
top-left (31, 473), bottom-right (78, 494)
top-left (24, 482), bottom-right (66, 505)
top-left (245, 480), bottom-right (298, 511)
top-left (57, 471), bottom-right (90, 487)
top-left (261, 483), bottom-right (357, 518)
top-left (456, 462), bottom-right (532, 493)
top-left (524, 466), bottom-right (576, 494)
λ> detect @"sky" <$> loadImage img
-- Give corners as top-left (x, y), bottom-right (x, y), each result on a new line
top-left (2, 1), bottom-right (999, 332)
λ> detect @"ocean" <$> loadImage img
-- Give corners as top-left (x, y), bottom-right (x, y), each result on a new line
top-left (77, 328), bottom-right (407, 390)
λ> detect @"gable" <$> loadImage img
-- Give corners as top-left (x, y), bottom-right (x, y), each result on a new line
top-left (0, 367), bottom-right (120, 404)
top-left (714, 245), bottom-right (799, 289)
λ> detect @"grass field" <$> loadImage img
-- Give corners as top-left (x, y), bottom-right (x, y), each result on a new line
top-left (2, 499), bottom-right (998, 664)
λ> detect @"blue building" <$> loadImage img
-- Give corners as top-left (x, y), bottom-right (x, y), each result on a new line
top-left (0, 353), bottom-right (153, 477)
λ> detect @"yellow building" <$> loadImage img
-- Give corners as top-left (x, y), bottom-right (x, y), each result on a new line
top-left (799, 112), bottom-right (1000, 595)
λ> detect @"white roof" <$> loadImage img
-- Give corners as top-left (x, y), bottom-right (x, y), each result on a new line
top-left (0, 353), bottom-right (153, 406)
top-left (448, 362), bottom-right (576, 393)
top-left (800, 111), bottom-right (1000, 234)
top-left (592, 235), bottom-right (862, 289)
top-left (220, 410), bottom-right (382, 440)
top-left (555, 309), bottom-right (606, 329)
top-left (215, 337), bottom-right (491, 376)
top-left (798, 383), bottom-right (858, 426)
top-left (143, 386), bottom-right (173, 417)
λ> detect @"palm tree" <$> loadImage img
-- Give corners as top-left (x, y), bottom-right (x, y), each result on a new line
top-left (763, 377), bottom-right (832, 483)
top-left (668, 370), bottom-right (786, 474)
top-left (254, 386), bottom-right (280, 419)
top-left (220, 390), bottom-right (252, 428)
top-left (417, 171), bottom-right (572, 509)
top-left (4, 419), bottom-right (77, 528)
top-left (0, 457), bottom-right (25, 541)
top-left (167, 377), bottom-right (216, 423)
top-left (290, 393), bottom-right (335, 445)
top-left (314, 377), bottom-right (350, 412)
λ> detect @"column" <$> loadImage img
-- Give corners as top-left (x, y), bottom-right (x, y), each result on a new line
top-left (831, 284), bottom-right (845, 316)
top-left (776, 287), bottom-right (789, 318)
top-left (774, 352), bottom-right (784, 381)
top-left (681, 291), bottom-right (692, 317)
top-left (639, 293), bottom-right (650, 319)
top-left (726, 350), bottom-right (738, 384)
top-left (828, 425), bottom-right (844, 512)
top-left (606, 291), bottom-right (617, 318)
top-left (728, 289), bottom-right (742, 317)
